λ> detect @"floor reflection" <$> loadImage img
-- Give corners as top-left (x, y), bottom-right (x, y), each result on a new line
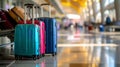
top-left (1, 29), bottom-right (120, 67)
top-left (9, 56), bottom-right (57, 67)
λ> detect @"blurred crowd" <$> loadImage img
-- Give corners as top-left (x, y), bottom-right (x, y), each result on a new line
top-left (57, 16), bottom-right (120, 32)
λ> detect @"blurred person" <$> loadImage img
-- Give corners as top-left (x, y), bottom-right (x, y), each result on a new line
top-left (59, 23), bottom-right (63, 29)
top-left (88, 23), bottom-right (94, 32)
top-left (74, 23), bottom-right (79, 30)
top-left (57, 22), bottom-right (60, 30)
top-left (63, 18), bottom-right (69, 30)
top-left (64, 19), bottom-right (73, 30)
top-left (99, 23), bottom-right (104, 32)
top-left (64, 22), bottom-right (70, 30)
top-left (105, 16), bottom-right (112, 25)
top-left (68, 22), bottom-right (73, 29)
top-left (84, 21), bottom-right (89, 33)
top-left (78, 22), bottom-right (83, 31)
top-left (5, 0), bottom-right (10, 10)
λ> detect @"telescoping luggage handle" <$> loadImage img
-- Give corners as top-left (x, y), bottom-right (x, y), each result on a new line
top-left (40, 4), bottom-right (51, 17)
top-left (35, 6), bottom-right (45, 19)
top-left (34, 6), bottom-right (40, 19)
top-left (24, 4), bottom-right (35, 24)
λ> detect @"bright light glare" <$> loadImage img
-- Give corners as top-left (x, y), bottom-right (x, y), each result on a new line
top-left (66, 14), bottom-right (80, 19)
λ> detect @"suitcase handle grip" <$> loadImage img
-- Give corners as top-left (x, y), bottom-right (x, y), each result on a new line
top-left (40, 3), bottom-right (51, 17)
top-left (25, 4), bottom-right (34, 8)
top-left (24, 4), bottom-right (35, 24)
top-left (34, 6), bottom-right (40, 19)
top-left (34, 6), bottom-right (40, 8)
top-left (41, 4), bottom-right (50, 6)
top-left (24, 4), bottom-right (34, 6)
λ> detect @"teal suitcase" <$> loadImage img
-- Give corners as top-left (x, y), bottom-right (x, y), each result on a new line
top-left (14, 24), bottom-right (40, 60)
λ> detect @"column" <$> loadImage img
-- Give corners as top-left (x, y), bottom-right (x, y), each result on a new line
top-left (0, 0), bottom-right (2, 8)
top-left (1, 0), bottom-right (6, 10)
top-left (100, 0), bottom-right (105, 23)
top-left (114, 0), bottom-right (120, 21)
top-left (87, 0), bottom-right (91, 22)
top-left (92, 0), bottom-right (97, 22)
top-left (16, 0), bottom-right (25, 8)
top-left (16, 0), bottom-right (21, 6)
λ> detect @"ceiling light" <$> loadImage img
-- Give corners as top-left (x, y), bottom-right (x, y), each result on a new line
top-left (73, 0), bottom-right (77, 2)
top-left (66, 14), bottom-right (80, 19)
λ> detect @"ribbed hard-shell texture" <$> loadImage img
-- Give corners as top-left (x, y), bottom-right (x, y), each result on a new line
top-left (14, 24), bottom-right (40, 56)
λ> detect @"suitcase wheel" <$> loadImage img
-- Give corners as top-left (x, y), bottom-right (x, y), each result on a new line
top-left (33, 55), bottom-right (37, 60)
top-left (15, 55), bottom-right (19, 60)
top-left (42, 54), bottom-right (45, 57)
top-left (15, 55), bottom-right (22, 60)
top-left (52, 54), bottom-right (55, 56)
top-left (55, 52), bottom-right (57, 55)
top-left (52, 52), bottom-right (57, 56)
top-left (39, 55), bottom-right (42, 58)
top-left (19, 56), bottom-right (22, 60)
top-left (37, 55), bottom-right (40, 59)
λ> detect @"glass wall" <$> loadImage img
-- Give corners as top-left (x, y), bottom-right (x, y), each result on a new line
top-left (104, 9), bottom-right (116, 22)
top-left (105, 0), bottom-right (114, 7)
top-left (95, 0), bottom-right (115, 23)
top-left (0, 0), bottom-right (16, 10)
top-left (96, 12), bottom-right (101, 23)
top-left (104, 0), bottom-right (115, 22)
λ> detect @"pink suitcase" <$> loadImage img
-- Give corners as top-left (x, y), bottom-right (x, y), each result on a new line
top-left (40, 21), bottom-right (46, 57)
top-left (35, 6), bottom-right (46, 57)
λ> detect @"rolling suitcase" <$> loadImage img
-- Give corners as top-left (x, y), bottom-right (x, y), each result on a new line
top-left (40, 4), bottom-right (57, 56)
top-left (14, 4), bottom-right (40, 60)
top-left (40, 21), bottom-right (46, 57)
top-left (19, 5), bottom-right (46, 57)
top-left (35, 6), bottom-right (46, 57)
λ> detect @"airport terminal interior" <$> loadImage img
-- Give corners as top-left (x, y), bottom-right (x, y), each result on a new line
top-left (1, 0), bottom-right (120, 67)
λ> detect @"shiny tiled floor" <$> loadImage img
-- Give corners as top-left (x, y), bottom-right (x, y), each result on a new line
top-left (1, 28), bottom-right (120, 67)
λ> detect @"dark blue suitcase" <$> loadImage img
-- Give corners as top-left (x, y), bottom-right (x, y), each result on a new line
top-left (40, 4), bottom-right (57, 56)
top-left (40, 18), bottom-right (57, 56)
